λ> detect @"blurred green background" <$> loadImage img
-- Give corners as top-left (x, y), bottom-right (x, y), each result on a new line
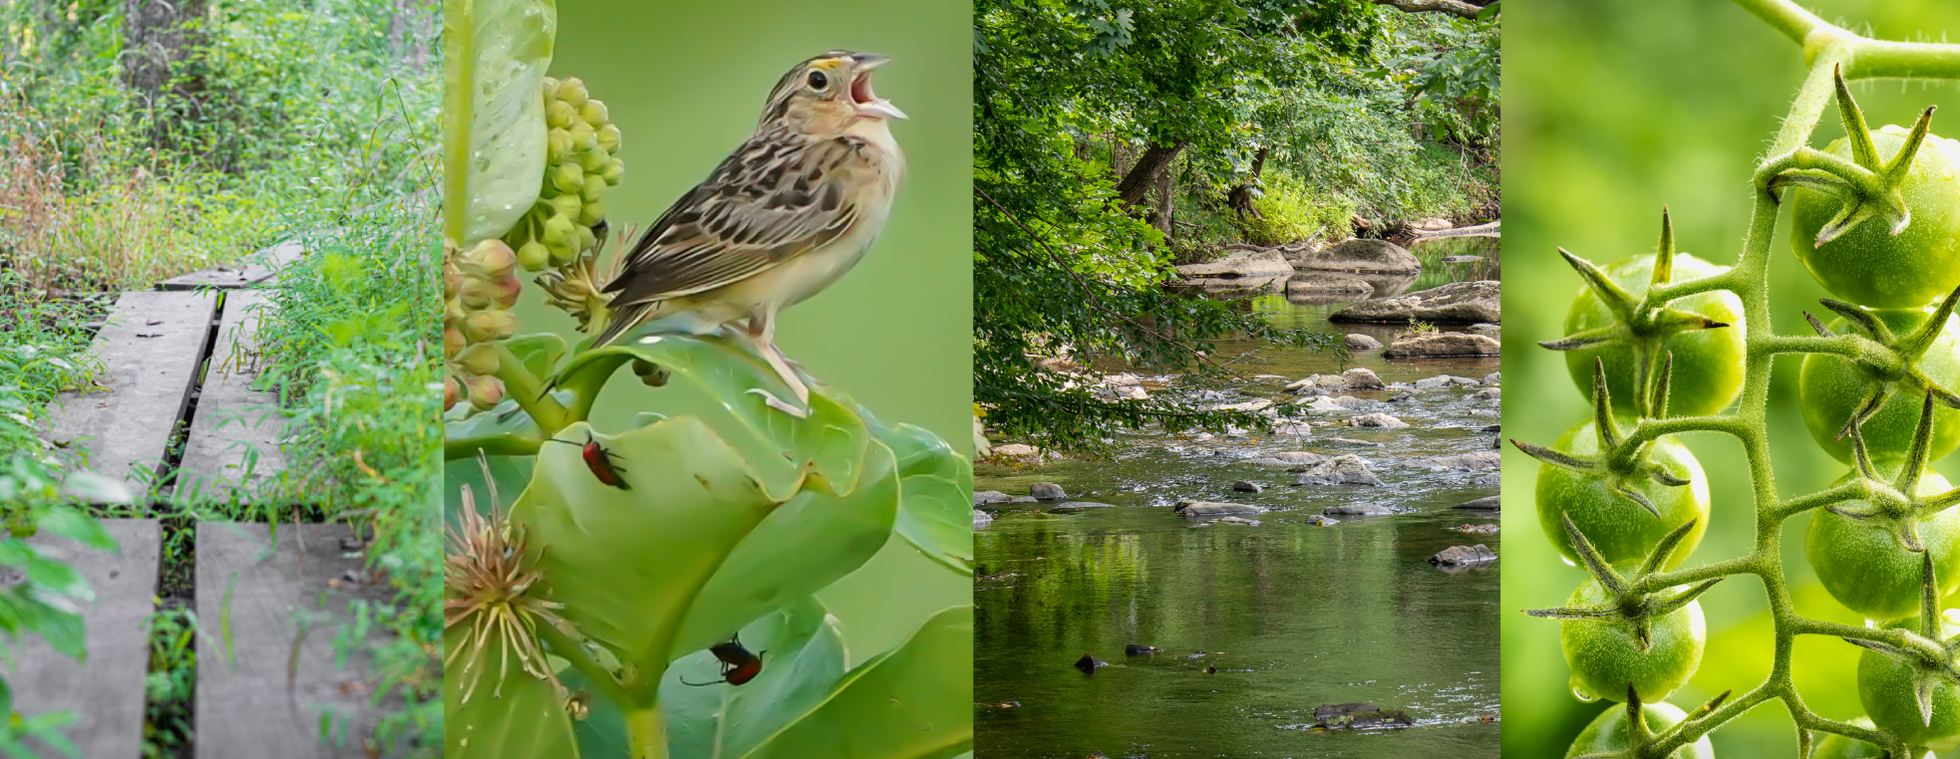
top-left (1503, 0), bottom-right (1960, 755)
top-left (526, 0), bottom-right (972, 662)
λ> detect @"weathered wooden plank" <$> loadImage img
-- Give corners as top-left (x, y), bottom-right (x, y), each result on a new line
top-left (160, 240), bottom-right (305, 290)
top-left (46, 291), bottom-right (216, 496)
top-left (177, 292), bottom-right (287, 502)
top-left (3, 519), bottom-right (161, 759)
top-left (195, 522), bottom-right (381, 759)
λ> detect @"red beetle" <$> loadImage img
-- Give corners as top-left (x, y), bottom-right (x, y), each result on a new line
top-left (682, 636), bottom-right (765, 687)
top-left (545, 431), bottom-right (629, 490)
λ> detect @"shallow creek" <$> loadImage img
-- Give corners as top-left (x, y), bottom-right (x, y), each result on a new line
top-left (974, 236), bottom-right (1504, 758)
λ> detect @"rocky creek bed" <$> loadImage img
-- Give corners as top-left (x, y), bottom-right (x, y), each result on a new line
top-left (973, 235), bottom-right (1501, 758)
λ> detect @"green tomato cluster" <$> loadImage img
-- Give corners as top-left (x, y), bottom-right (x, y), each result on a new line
top-left (504, 76), bottom-right (625, 272)
top-left (444, 238), bottom-right (522, 412)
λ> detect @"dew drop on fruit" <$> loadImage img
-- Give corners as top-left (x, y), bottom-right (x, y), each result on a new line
top-left (1571, 677), bottom-right (1597, 703)
top-left (1558, 555), bottom-right (1577, 568)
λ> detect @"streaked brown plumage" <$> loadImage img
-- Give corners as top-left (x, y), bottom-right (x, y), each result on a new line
top-left (594, 50), bottom-right (906, 409)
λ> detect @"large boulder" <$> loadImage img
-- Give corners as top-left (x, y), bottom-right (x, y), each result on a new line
top-left (1294, 239), bottom-right (1422, 275)
top-left (1291, 455), bottom-right (1384, 486)
top-left (1382, 333), bottom-right (1502, 358)
top-left (1285, 272), bottom-right (1375, 297)
top-left (1284, 367), bottom-right (1384, 395)
top-left (1176, 249), bottom-right (1294, 284)
top-left (1329, 280), bottom-right (1501, 324)
top-left (1350, 413), bottom-right (1409, 429)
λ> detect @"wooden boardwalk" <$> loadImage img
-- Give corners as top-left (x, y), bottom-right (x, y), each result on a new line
top-left (2, 520), bottom-right (159, 759)
top-left (15, 246), bottom-right (392, 757)
top-left (195, 522), bottom-right (384, 759)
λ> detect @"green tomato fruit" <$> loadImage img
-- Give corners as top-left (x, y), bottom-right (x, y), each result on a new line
top-left (1537, 419), bottom-right (1710, 568)
top-left (1799, 307), bottom-right (1960, 464)
top-left (1565, 701), bottom-right (1715, 759)
top-left (1809, 471), bottom-right (1960, 620)
top-left (1561, 578), bottom-right (1706, 703)
top-left (1860, 614), bottom-right (1960, 751)
top-left (1792, 125), bottom-right (1960, 309)
top-left (1565, 253), bottom-right (1746, 418)
top-left (1811, 718), bottom-right (1886, 759)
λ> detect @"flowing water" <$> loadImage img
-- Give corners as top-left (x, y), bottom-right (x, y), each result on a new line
top-left (974, 236), bottom-right (1503, 758)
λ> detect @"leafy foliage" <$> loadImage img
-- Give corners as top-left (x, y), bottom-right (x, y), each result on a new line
top-left (974, 0), bottom-right (1494, 451)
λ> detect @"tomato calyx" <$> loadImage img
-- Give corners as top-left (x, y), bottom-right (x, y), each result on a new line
top-left (1845, 553), bottom-right (1960, 728)
top-left (1827, 396), bottom-right (1960, 552)
top-left (1767, 65), bottom-right (1936, 245)
top-left (1528, 514), bottom-right (1720, 652)
top-left (1515, 357), bottom-right (1693, 517)
top-left (1569, 687), bottom-right (1732, 759)
top-left (1540, 209), bottom-right (1734, 418)
top-left (1805, 286), bottom-right (1960, 441)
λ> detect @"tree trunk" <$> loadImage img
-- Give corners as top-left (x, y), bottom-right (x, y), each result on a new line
top-left (1151, 156), bottom-right (1175, 237)
top-left (124, 0), bottom-right (204, 105)
top-left (1115, 142), bottom-right (1183, 208)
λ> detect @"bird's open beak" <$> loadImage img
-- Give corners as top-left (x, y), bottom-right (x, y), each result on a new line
top-left (848, 53), bottom-right (907, 121)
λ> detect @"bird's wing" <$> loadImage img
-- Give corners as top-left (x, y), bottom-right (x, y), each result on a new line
top-left (603, 131), bottom-right (868, 307)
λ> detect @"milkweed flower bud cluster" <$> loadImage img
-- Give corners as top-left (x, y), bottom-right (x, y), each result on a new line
top-left (504, 76), bottom-right (625, 272)
top-left (444, 239), bottom-right (522, 412)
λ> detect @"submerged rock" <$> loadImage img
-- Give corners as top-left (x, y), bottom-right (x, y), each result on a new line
top-left (1031, 482), bottom-right (1067, 500)
top-left (1126, 645), bottom-right (1163, 656)
top-left (1313, 703), bottom-right (1416, 730)
top-left (1174, 500), bottom-right (1266, 516)
top-left (1345, 333), bottom-right (1383, 351)
top-left (1453, 495), bottom-right (1502, 511)
top-left (1232, 480), bottom-right (1263, 493)
top-left (974, 490), bottom-right (1014, 506)
top-left (1075, 655), bottom-right (1109, 672)
top-left (1350, 412), bottom-right (1409, 429)
top-left (1409, 451), bottom-right (1501, 471)
top-left (1243, 451), bottom-right (1326, 467)
top-left (1292, 455), bottom-right (1385, 486)
top-left (1325, 504), bottom-right (1395, 516)
top-left (974, 509), bottom-right (993, 529)
top-left (1431, 544), bottom-right (1497, 567)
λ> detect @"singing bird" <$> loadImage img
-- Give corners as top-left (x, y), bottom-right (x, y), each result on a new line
top-left (594, 50), bottom-right (907, 409)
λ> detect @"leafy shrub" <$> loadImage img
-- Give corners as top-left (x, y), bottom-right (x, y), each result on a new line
top-left (1232, 168), bottom-right (1357, 246)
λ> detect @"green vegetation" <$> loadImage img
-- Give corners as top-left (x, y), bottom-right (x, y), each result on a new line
top-left (1510, 1), bottom-right (1960, 755)
top-left (440, 2), bottom-right (973, 756)
top-left (973, 0), bottom-right (1499, 450)
top-left (0, 0), bottom-right (440, 755)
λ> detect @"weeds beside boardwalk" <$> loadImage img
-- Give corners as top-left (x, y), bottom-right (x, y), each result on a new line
top-left (0, 0), bottom-right (440, 755)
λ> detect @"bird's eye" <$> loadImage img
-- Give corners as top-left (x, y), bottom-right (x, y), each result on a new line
top-left (807, 71), bottom-right (828, 90)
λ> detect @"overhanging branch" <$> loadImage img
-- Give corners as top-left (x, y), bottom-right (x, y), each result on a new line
top-left (1372, 0), bottom-right (1482, 20)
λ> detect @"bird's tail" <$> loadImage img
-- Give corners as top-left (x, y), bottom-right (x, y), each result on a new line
top-left (592, 301), bottom-right (655, 348)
